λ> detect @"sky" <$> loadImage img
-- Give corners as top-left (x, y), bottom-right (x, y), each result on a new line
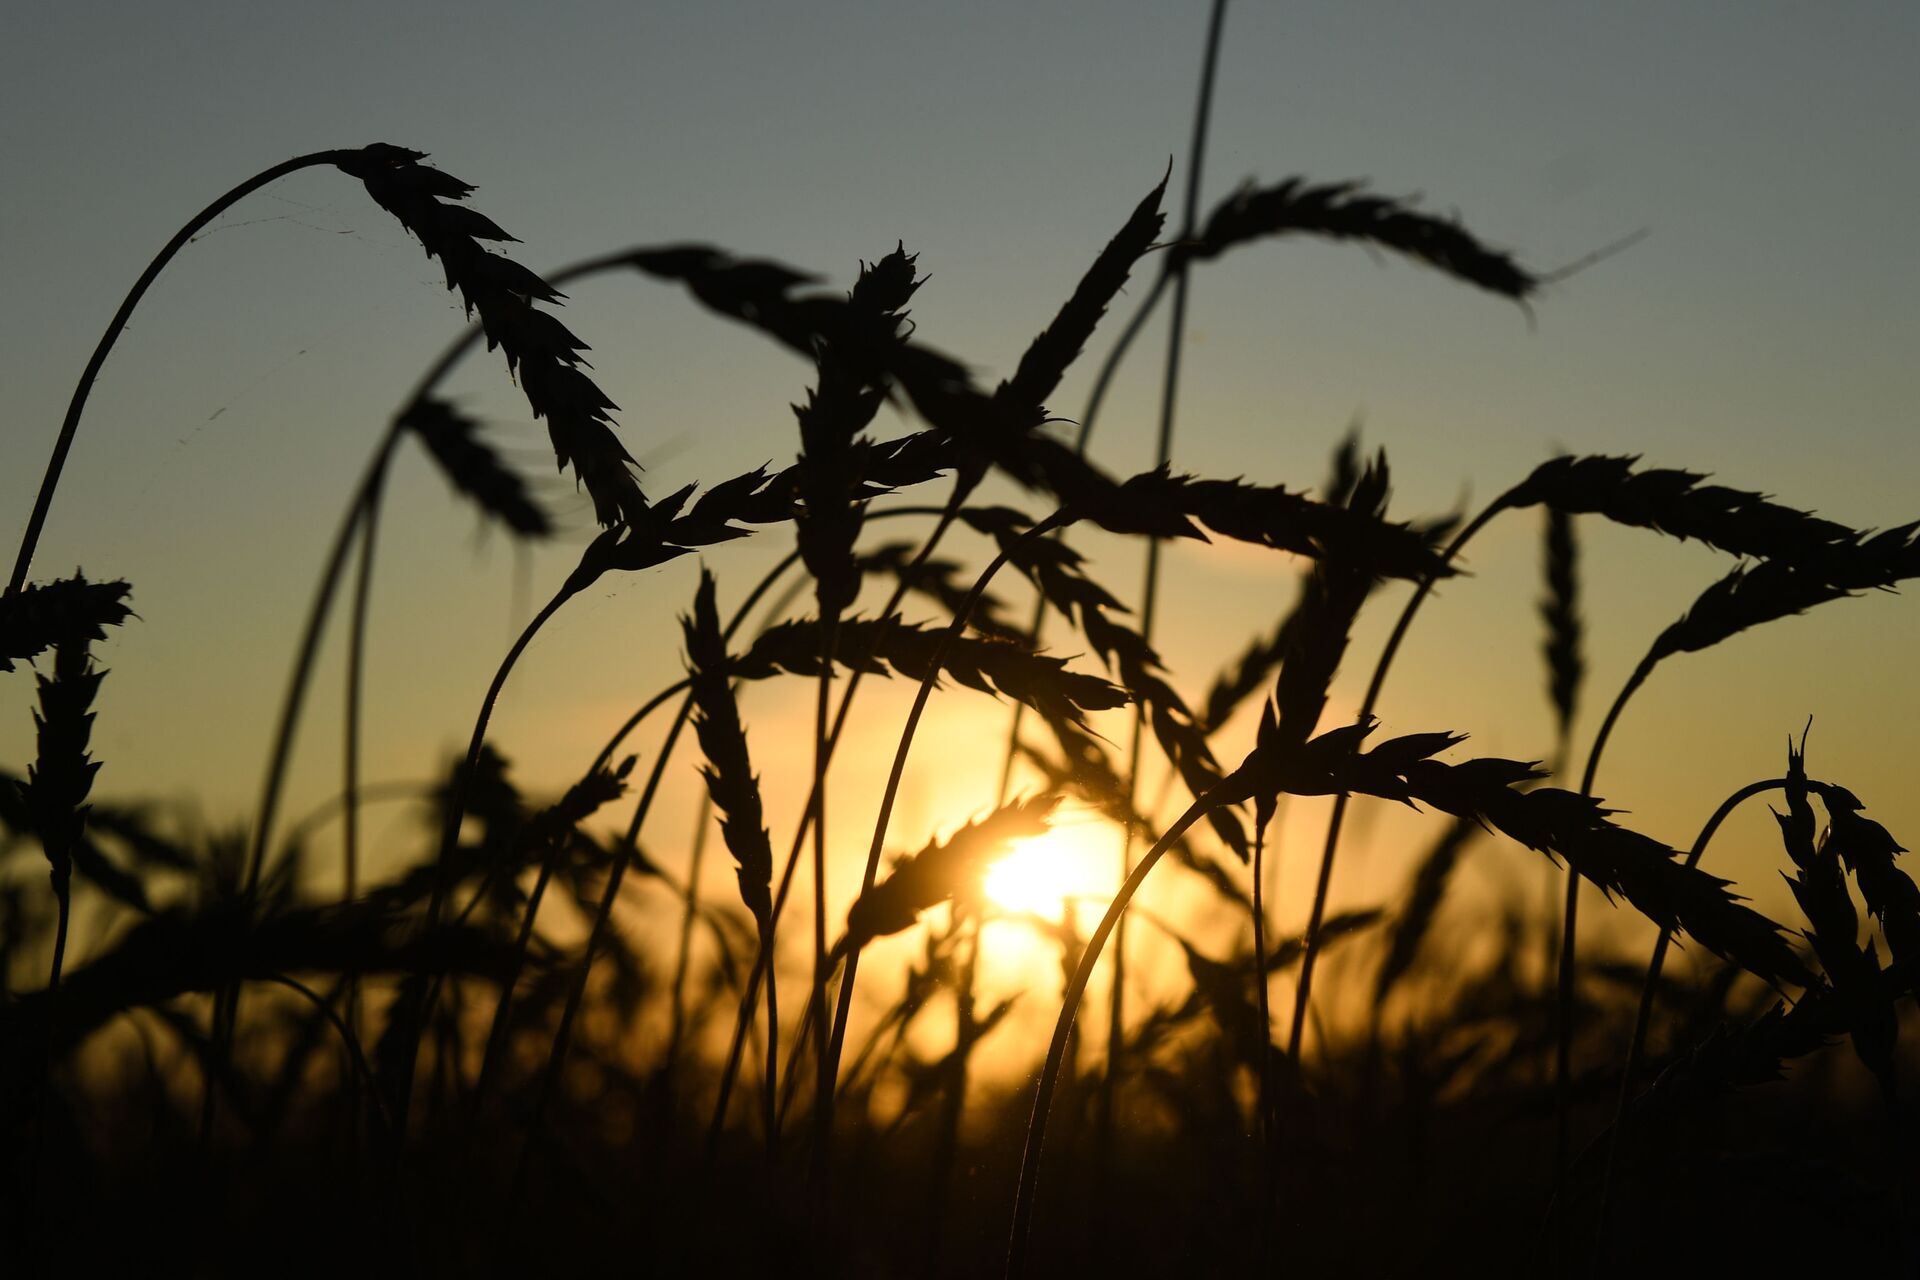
top-left (5, 2), bottom-right (1919, 1032)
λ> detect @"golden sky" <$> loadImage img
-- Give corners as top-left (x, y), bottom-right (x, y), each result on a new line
top-left (5, 2), bottom-right (1919, 1037)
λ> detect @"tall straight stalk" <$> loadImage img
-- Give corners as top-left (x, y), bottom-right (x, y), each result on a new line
top-left (1098, 0), bottom-right (1229, 1173)
top-left (925, 909), bottom-right (979, 1255)
top-left (1249, 822), bottom-right (1275, 1241)
top-left (663, 792), bottom-right (715, 1094)
top-left (805, 609), bottom-right (841, 1194)
top-left (1551, 652), bottom-right (1655, 1265)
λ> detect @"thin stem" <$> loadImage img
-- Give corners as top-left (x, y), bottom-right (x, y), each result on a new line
top-left (387, 582), bottom-right (571, 1141)
top-left (1100, 0), bottom-right (1229, 1172)
top-left (344, 475), bottom-right (382, 912)
top-left (506, 686), bottom-right (695, 1210)
top-left (426, 587), bottom-right (574, 932)
top-left (1553, 649), bottom-right (1655, 1260)
top-left (809, 485), bottom-right (972, 1171)
top-left (466, 826), bottom-right (563, 1126)
top-left (47, 880), bottom-right (70, 994)
top-left (663, 792), bottom-right (715, 1093)
top-left (1592, 776), bottom-right (1796, 1252)
top-left (1250, 820), bottom-right (1275, 1249)
top-left (242, 436), bottom-right (403, 901)
top-left (926, 909), bottom-right (978, 1256)
top-left (1007, 789), bottom-right (1218, 1276)
top-left (263, 974), bottom-right (392, 1138)
top-left (709, 494), bottom-right (970, 1147)
top-left (805, 608), bottom-right (840, 1194)
top-left (204, 432), bottom-right (400, 1147)
top-left (818, 509), bottom-right (1072, 1146)
top-left (340, 458), bottom-right (384, 1141)
top-left (1286, 495), bottom-right (1513, 1062)
top-left (469, 551), bottom-right (794, 1135)
top-left (7, 151), bottom-right (352, 599)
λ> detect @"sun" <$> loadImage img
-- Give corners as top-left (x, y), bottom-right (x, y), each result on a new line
top-left (982, 816), bottom-right (1112, 922)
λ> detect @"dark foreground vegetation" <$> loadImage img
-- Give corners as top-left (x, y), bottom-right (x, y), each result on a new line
top-left (7, 6), bottom-right (1920, 1274)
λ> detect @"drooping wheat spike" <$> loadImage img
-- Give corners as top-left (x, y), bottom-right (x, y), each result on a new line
top-left (335, 145), bottom-right (647, 528)
top-left (1817, 784), bottom-right (1920, 969)
top-left (1648, 559), bottom-right (1856, 666)
top-left (397, 397), bottom-right (551, 537)
top-left (1580, 558), bottom-right (1864, 799)
top-left (1085, 609), bottom-right (1250, 860)
top-left (1157, 468), bottom-right (1459, 585)
top-left (840, 797), bottom-right (1057, 953)
top-left (1540, 505), bottom-right (1584, 742)
top-left (961, 503), bottom-right (1249, 857)
top-left (20, 642), bottom-right (105, 988)
top-left (622, 245), bottom-right (825, 349)
top-left (958, 506), bottom-right (1128, 621)
top-left (0, 576), bottom-right (133, 674)
top-left (4, 888), bottom-right (532, 1055)
top-left (730, 614), bottom-right (1128, 729)
top-left (560, 435), bottom-right (952, 601)
top-left (1624, 994), bottom-right (1837, 1124)
top-left (682, 572), bottom-right (774, 932)
top-left (856, 542), bottom-right (1019, 639)
top-left (1223, 722), bottom-right (1811, 987)
top-left (1503, 454), bottom-right (1920, 579)
top-left (1171, 176), bottom-right (1539, 301)
top-left (1416, 777), bottom-right (1810, 990)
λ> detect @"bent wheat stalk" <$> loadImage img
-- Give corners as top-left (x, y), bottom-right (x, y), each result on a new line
top-left (820, 507), bottom-right (1075, 1162)
top-left (1007, 786), bottom-right (1220, 1276)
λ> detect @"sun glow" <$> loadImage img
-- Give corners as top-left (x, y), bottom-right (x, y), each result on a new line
top-left (982, 815), bottom-right (1113, 923)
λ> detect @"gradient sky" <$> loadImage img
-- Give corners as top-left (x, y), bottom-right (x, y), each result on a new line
top-left (6, 2), bottom-right (1919, 1017)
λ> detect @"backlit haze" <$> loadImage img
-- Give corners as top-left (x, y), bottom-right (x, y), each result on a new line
top-left (5, 2), bottom-right (1918, 1060)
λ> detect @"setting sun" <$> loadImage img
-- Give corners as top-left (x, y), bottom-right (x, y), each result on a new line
top-left (981, 814), bottom-right (1115, 922)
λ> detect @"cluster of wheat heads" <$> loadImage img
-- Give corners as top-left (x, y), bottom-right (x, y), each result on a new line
top-left (6, 58), bottom-right (1920, 1280)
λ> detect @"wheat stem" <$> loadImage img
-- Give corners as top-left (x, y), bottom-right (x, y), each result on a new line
top-left (1286, 495), bottom-right (1512, 1062)
top-left (1591, 774), bottom-right (1798, 1251)
top-left (7, 151), bottom-right (354, 600)
top-left (663, 791), bottom-right (715, 1097)
top-left (817, 506), bottom-right (1055, 1160)
top-left (1008, 787), bottom-right (1219, 1276)
top-left (1099, 0), bottom-right (1229, 1181)
top-left (710, 496), bottom-right (969, 1149)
